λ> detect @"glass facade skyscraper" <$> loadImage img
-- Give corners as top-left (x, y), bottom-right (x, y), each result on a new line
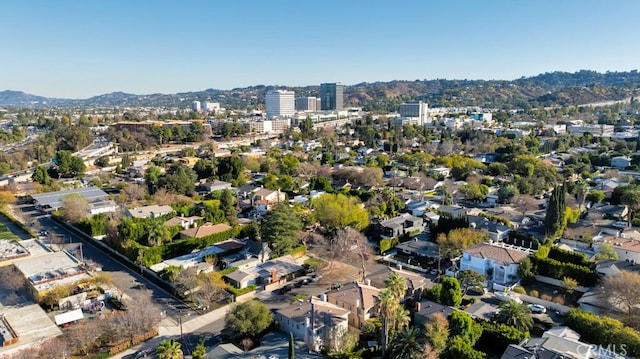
top-left (320, 83), bottom-right (344, 111)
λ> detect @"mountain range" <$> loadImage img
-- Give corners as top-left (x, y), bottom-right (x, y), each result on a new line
top-left (2, 70), bottom-right (640, 110)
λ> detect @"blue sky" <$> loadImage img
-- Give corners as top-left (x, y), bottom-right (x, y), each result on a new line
top-left (2, 0), bottom-right (639, 98)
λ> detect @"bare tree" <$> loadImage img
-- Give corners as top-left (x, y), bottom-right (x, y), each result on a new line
top-left (193, 272), bottom-right (227, 309)
top-left (62, 194), bottom-right (89, 222)
top-left (173, 267), bottom-right (201, 301)
top-left (123, 184), bottom-right (147, 202)
top-left (112, 295), bottom-right (162, 341)
top-left (603, 270), bottom-right (640, 323)
top-left (511, 194), bottom-right (538, 217)
top-left (333, 227), bottom-right (373, 282)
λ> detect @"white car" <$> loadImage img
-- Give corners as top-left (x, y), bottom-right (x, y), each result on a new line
top-left (528, 304), bottom-right (547, 313)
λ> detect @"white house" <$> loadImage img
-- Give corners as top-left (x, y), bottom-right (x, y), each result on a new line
top-left (125, 204), bottom-right (173, 219)
top-left (276, 298), bottom-right (350, 352)
top-left (460, 242), bottom-right (533, 287)
top-left (87, 200), bottom-right (117, 216)
top-left (611, 156), bottom-right (632, 169)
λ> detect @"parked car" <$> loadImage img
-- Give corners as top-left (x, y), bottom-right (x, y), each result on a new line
top-left (528, 304), bottom-right (547, 313)
top-left (612, 221), bottom-right (629, 229)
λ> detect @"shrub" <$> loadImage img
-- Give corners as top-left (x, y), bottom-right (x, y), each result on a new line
top-left (379, 238), bottom-right (399, 253)
top-left (552, 295), bottom-right (565, 305)
top-left (565, 309), bottom-right (640, 357)
top-left (548, 246), bottom-right (593, 267)
top-left (226, 284), bottom-right (258, 297)
top-left (475, 319), bottom-right (529, 355)
top-left (529, 289), bottom-right (539, 298)
top-left (540, 294), bottom-right (552, 301)
top-left (512, 286), bottom-right (526, 294)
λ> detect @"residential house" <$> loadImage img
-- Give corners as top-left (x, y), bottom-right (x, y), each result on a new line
top-left (592, 204), bottom-right (628, 221)
top-left (327, 282), bottom-right (380, 329)
top-left (87, 200), bottom-right (117, 216)
top-left (196, 180), bottom-right (233, 195)
top-left (252, 188), bottom-right (286, 214)
top-left (430, 167), bottom-right (451, 179)
top-left (224, 256), bottom-right (303, 289)
top-left (395, 236), bottom-right (440, 259)
top-left (243, 239), bottom-right (272, 264)
top-left (124, 204), bottom-right (173, 219)
top-left (501, 327), bottom-right (598, 359)
top-left (179, 223), bottom-right (232, 240)
top-left (206, 332), bottom-right (319, 359)
top-left (468, 215), bottom-right (511, 242)
top-left (459, 242), bottom-right (533, 288)
top-left (413, 300), bottom-right (455, 328)
top-left (378, 213), bottom-right (424, 239)
top-left (593, 230), bottom-right (640, 263)
top-left (366, 268), bottom-right (428, 300)
top-left (437, 205), bottom-right (466, 218)
top-left (163, 215), bottom-right (203, 230)
top-left (276, 298), bottom-right (350, 352)
top-left (611, 156), bottom-right (632, 169)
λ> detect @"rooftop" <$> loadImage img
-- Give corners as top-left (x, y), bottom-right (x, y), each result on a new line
top-left (30, 187), bottom-right (108, 209)
top-left (180, 223), bottom-right (232, 238)
top-left (464, 242), bottom-right (533, 265)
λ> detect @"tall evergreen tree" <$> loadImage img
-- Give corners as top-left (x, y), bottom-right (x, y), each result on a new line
top-left (288, 332), bottom-right (295, 359)
top-left (544, 183), bottom-right (566, 238)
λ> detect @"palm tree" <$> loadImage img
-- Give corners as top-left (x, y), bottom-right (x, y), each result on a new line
top-left (147, 223), bottom-right (171, 247)
top-left (157, 339), bottom-right (183, 359)
top-left (384, 272), bottom-right (407, 301)
top-left (379, 288), bottom-right (398, 357)
top-left (387, 327), bottom-right (424, 359)
top-left (495, 301), bottom-right (533, 332)
top-left (621, 188), bottom-right (640, 227)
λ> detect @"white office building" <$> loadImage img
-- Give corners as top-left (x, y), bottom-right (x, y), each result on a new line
top-left (202, 102), bottom-right (221, 112)
top-left (397, 101), bottom-right (429, 126)
top-left (191, 100), bottom-right (201, 112)
top-left (266, 90), bottom-right (295, 119)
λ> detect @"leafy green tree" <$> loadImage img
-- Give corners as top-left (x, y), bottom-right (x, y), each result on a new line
top-left (157, 339), bottom-right (183, 359)
top-left (280, 154), bottom-right (300, 176)
top-left (448, 311), bottom-right (482, 344)
top-left (495, 301), bottom-right (533, 332)
top-left (497, 185), bottom-right (518, 203)
top-left (54, 150), bottom-right (86, 178)
top-left (620, 186), bottom-right (640, 226)
top-left (517, 257), bottom-right (535, 285)
top-left (217, 156), bottom-right (244, 184)
top-left (159, 165), bottom-right (197, 196)
top-left (220, 189), bottom-right (238, 226)
top-left (261, 204), bottom-right (303, 256)
top-left (437, 228), bottom-right (488, 260)
top-left (32, 165), bottom-right (52, 185)
top-left (441, 336), bottom-right (486, 359)
top-left (313, 193), bottom-right (369, 233)
top-left (310, 176), bottom-right (333, 192)
top-left (144, 165), bottom-right (162, 193)
top-left (457, 270), bottom-right (486, 295)
top-left (586, 190), bottom-right (605, 205)
top-left (594, 242), bottom-right (619, 260)
top-left (440, 277), bottom-right (462, 307)
top-left (225, 300), bottom-right (273, 340)
top-left (544, 184), bottom-right (567, 238)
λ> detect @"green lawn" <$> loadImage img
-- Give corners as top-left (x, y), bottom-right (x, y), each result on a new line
top-left (0, 224), bottom-right (19, 240)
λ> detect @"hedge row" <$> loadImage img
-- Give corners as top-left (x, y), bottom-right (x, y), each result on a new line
top-left (380, 237), bottom-right (399, 253)
top-left (163, 226), bottom-right (239, 259)
top-left (474, 319), bottom-right (529, 355)
top-left (548, 246), bottom-right (593, 267)
top-left (531, 256), bottom-right (598, 287)
top-left (226, 284), bottom-right (257, 297)
top-left (564, 309), bottom-right (640, 357)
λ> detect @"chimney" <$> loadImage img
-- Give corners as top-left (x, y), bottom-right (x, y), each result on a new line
top-left (355, 299), bottom-right (360, 309)
top-left (365, 279), bottom-right (371, 286)
top-left (397, 264), bottom-right (403, 271)
top-left (415, 302), bottom-right (421, 312)
top-left (271, 270), bottom-right (278, 283)
top-left (320, 294), bottom-right (328, 302)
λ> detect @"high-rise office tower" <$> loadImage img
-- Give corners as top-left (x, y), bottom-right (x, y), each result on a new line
top-left (295, 96), bottom-right (319, 112)
top-left (320, 83), bottom-right (344, 111)
top-left (265, 89), bottom-right (295, 119)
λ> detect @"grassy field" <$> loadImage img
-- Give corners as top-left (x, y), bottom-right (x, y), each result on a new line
top-left (0, 224), bottom-right (19, 240)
